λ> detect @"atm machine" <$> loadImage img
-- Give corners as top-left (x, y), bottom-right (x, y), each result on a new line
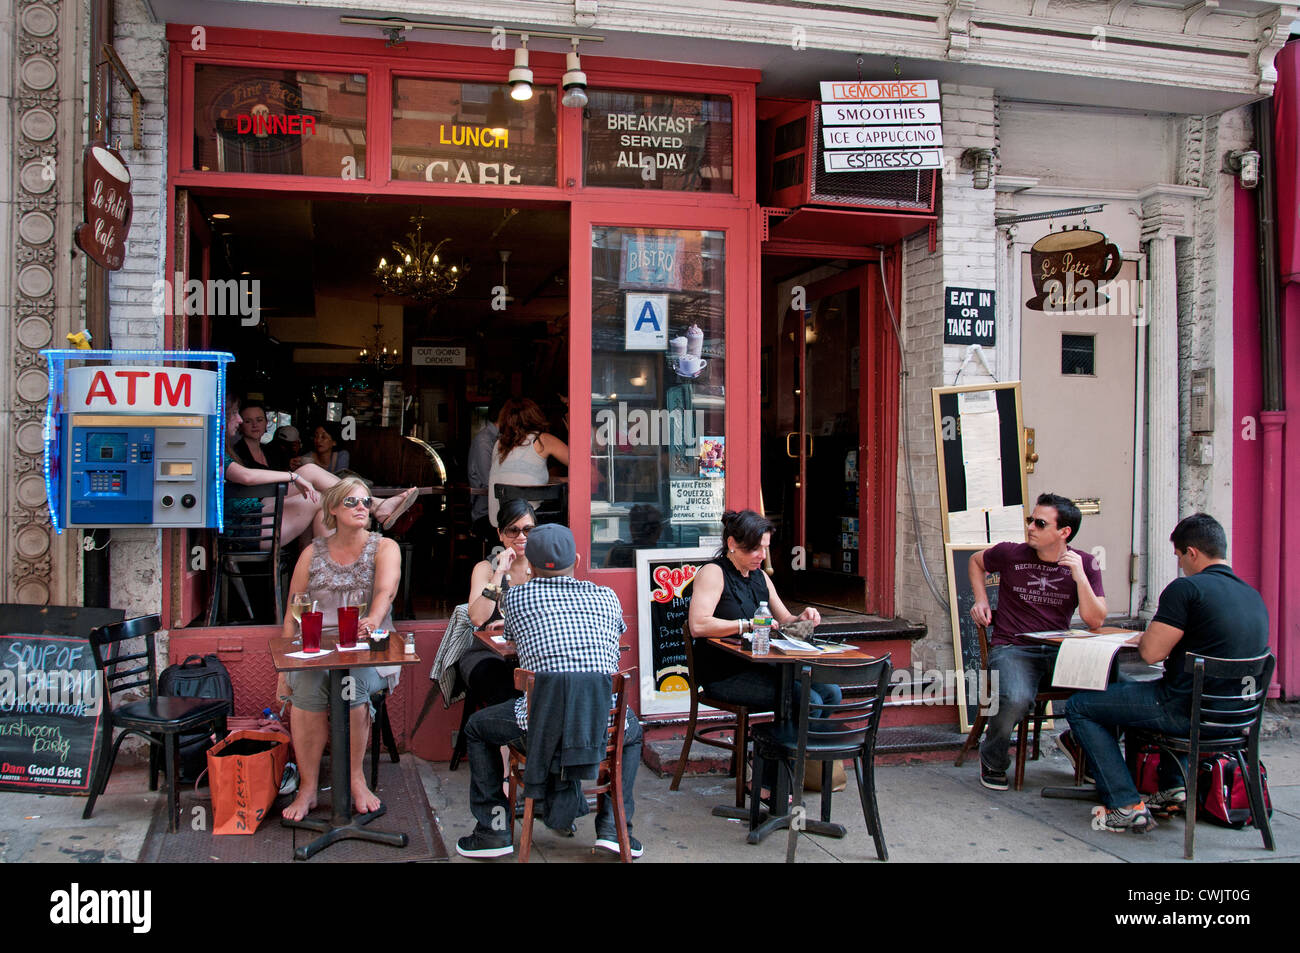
top-left (43, 350), bottom-right (234, 531)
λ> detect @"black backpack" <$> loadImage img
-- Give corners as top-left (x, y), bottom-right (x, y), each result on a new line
top-left (157, 654), bottom-right (235, 782)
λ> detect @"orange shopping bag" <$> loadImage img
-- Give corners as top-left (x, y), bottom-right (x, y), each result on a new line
top-left (206, 729), bottom-right (290, 835)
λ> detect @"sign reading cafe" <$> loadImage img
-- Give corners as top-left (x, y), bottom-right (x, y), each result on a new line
top-left (73, 142), bottom-right (133, 271)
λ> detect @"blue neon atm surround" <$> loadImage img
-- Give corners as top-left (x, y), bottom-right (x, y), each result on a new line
top-left (41, 350), bottom-right (235, 533)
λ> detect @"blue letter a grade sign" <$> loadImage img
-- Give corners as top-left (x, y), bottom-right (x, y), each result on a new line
top-left (625, 293), bottom-right (669, 350)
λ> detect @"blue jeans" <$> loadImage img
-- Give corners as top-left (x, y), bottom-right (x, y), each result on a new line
top-left (1061, 682), bottom-right (1190, 809)
top-left (979, 644), bottom-right (1059, 773)
top-left (464, 698), bottom-right (642, 839)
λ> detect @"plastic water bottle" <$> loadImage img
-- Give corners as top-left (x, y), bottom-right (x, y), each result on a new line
top-left (752, 601), bottom-right (772, 656)
top-left (262, 707), bottom-right (282, 723)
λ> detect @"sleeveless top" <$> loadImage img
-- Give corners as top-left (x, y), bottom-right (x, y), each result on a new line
top-left (487, 433), bottom-right (550, 526)
top-left (694, 556), bottom-right (773, 686)
top-left (307, 532), bottom-right (395, 633)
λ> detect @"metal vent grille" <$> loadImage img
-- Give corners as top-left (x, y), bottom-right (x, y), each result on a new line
top-left (808, 107), bottom-right (935, 210)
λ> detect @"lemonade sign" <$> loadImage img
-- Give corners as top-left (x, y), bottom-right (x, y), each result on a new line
top-left (635, 547), bottom-right (714, 716)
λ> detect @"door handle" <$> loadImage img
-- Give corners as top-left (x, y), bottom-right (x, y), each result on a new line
top-left (1025, 426), bottom-right (1039, 473)
top-left (786, 433), bottom-right (814, 458)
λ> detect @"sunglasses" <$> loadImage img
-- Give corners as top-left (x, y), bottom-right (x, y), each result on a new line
top-left (501, 524), bottom-right (534, 539)
top-left (343, 496), bottom-right (373, 509)
top-left (1026, 517), bottom-right (1053, 530)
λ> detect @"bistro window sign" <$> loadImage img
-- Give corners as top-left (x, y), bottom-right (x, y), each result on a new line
top-left (584, 90), bottom-right (733, 192)
top-left (818, 79), bottom-right (942, 175)
top-left (192, 65), bottom-right (368, 177)
top-left (391, 78), bottom-right (557, 186)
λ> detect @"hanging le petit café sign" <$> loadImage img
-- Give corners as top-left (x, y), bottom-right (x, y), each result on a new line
top-left (73, 141), bottom-right (133, 271)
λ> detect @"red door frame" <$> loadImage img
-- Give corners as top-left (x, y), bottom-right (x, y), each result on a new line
top-left (159, 25), bottom-right (761, 632)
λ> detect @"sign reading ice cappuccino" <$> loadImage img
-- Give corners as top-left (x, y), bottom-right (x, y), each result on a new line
top-left (73, 142), bottom-right (133, 271)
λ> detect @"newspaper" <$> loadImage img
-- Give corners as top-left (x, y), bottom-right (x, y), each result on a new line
top-left (1051, 635), bottom-right (1135, 690)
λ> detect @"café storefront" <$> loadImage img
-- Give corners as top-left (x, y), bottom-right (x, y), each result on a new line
top-left (161, 26), bottom-right (926, 755)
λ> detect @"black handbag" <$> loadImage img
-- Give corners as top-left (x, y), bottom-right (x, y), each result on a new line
top-left (157, 654), bottom-right (235, 782)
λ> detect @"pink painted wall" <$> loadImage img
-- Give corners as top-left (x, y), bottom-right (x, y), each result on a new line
top-left (1233, 184), bottom-right (1263, 591)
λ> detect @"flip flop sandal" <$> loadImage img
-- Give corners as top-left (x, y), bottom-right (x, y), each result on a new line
top-left (380, 488), bottom-right (418, 531)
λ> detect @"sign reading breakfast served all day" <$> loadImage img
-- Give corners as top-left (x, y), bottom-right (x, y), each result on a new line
top-left (818, 80), bottom-right (942, 174)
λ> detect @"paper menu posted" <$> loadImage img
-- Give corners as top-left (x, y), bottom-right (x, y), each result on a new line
top-left (1050, 635), bottom-right (1134, 690)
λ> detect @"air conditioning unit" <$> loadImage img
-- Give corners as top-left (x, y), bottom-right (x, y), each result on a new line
top-left (763, 102), bottom-right (937, 213)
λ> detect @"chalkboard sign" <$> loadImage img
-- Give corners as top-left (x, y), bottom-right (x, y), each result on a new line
top-left (0, 633), bottom-right (105, 795)
top-left (635, 547), bottom-right (712, 716)
top-left (945, 544), bottom-right (999, 733)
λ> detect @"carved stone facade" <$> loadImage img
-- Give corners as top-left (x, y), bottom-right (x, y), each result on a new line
top-left (1, 0), bottom-right (79, 606)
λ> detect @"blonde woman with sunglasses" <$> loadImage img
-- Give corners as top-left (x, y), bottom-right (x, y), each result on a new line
top-left (278, 477), bottom-right (402, 822)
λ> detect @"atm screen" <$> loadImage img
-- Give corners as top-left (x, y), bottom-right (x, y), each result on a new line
top-left (86, 432), bottom-right (128, 463)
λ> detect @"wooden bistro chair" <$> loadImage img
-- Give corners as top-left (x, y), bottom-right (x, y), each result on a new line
top-left (750, 654), bottom-right (893, 863)
top-left (669, 621), bottom-right (771, 808)
top-left (82, 615), bottom-right (232, 833)
top-left (953, 624), bottom-right (1082, 790)
top-left (507, 668), bottom-right (634, 862)
top-left (1126, 652), bottom-right (1275, 860)
top-left (208, 482), bottom-right (289, 626)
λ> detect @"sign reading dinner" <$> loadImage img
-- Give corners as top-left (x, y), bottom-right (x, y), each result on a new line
top-left (584, 90), bottom-right (733, 192)
top-left (818, 79), bottom-right (942, 174)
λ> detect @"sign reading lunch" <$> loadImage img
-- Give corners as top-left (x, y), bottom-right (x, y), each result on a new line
top-left (818, 79), bottom-right (942, 175)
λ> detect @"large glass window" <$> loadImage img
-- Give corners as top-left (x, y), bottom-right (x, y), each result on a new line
top-left (193, 65), bottom-right (367, 176)
top-left (584, 90), bottom-right (733, 192)
top-left (391, 78), bottom-right (558, 186)
top-left (591, 227), bottom-right (726, 566)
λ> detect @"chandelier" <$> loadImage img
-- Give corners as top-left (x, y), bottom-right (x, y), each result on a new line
top-left (359, 293), bottom-right (401, 372)
top-left (375, 214), bottom-right (464, 301)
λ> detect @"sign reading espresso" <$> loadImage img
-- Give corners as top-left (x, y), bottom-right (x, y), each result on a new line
top-left (73, 142), bottom-right (133, 271)
top-left (1026, 227), bottom-right (1123, 312)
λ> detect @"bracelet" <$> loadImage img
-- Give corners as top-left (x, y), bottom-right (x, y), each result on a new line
top-left (481, 584), bottom-right (503, 601)
top-left (737, 619), bottom-right (744, 637)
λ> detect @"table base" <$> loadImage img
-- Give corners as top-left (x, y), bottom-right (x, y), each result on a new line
top-left (281, 803), bottom-right (409, 861)
top-left (747, 814), bottom-right (846, 845)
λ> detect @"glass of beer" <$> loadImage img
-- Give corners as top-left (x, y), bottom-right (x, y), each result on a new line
top-left (289, 592), bottom-right (312, 644)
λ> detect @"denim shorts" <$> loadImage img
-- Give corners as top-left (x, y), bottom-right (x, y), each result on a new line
top-left (286, 666), bottom-right (388, 716)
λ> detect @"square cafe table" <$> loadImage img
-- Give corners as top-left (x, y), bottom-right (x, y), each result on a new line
top-left (270, 633), bottom-right (421, 860)
top-left (705, 636), bottom-right (880, 844)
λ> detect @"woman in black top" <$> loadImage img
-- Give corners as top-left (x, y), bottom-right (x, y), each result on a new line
top-left (687, 509), bottom-right (841, 713)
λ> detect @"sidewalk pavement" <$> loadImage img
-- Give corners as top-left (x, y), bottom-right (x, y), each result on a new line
top-left (2, 719), bottom-right (1295, 863)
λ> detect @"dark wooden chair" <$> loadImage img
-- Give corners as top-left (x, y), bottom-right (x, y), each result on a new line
top-left (749, 655), bottom-right (893, 862)
top-left (507, 668), bottom-right (634, 862)
top-left (669, 621), bottom-right (771, 808)
top-left (953, 624), bottom-right (1081, 790)
top-left (494, 483), bottom-right (567, 526)
top-left (208, 482), bottom-right (288, 625)
top-left (1126, 652), bottom-right (1275, 860)
top-left (82, 615), bottom-right (232, 832)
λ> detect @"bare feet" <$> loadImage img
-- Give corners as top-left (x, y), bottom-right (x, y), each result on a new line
top-left (282, 789), bottom-right (318, 822)
top-left (351, 779), bottom-right (381, 815)
top-left (375, 487), bottom-right (418, 529)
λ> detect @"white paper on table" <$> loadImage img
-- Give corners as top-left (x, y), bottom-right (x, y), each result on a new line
top-left (1051, 635), bottom-right (1134, 690)
top-left (336, 643), bottom-right (371, 652)
top-left (771, 637), bottom-right (822, 654)
top-left (286, 648), bottom-right (334, 659)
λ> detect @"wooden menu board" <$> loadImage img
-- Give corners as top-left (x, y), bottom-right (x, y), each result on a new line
top-left (635, 546), bottom-right (712, 716)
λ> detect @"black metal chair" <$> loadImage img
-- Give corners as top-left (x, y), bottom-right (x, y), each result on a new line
top-left (494, 483), bottom-right (567, 526)
top-left (208, 482), bottom-right (289, 625)
top-left (1126, 652), bottom-right (1275, 860)
top-left (669, 621), bottom-right (771, 808)
top-left (83, 615), bottom-right (232, 832)
top-left (369, 689), bottom-right (401, 791)
top-left (750, 654), bottom-right (893, 863)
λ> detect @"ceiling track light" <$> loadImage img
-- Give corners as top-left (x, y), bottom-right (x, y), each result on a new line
top-left (562, 39), bottom-right (588, 109)
top-left (509, 34), bottom-right (534, 102)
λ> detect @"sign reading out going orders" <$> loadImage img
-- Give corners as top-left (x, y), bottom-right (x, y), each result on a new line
top-left (819, 79), bottom-right (942, 175)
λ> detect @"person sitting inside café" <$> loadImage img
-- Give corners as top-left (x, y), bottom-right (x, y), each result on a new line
top-left (277, 477), bottom-right (403, 822)
top-left (455, 524), bottom-right (644, 860)
top-left (967, 492), bottom-right (1106, 791)
top-left (1061, 513), bottom-right (1269, 834)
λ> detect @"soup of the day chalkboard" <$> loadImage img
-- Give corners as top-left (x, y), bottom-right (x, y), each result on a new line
top-left (0, 634), bottom-right (105, 795)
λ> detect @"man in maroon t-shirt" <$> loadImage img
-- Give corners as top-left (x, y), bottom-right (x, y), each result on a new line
top-left (968, 493), bottom-right (1106, 790)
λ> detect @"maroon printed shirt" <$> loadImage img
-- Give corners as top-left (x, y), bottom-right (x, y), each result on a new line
top-left (982, 542), bottom-right (1105, 647)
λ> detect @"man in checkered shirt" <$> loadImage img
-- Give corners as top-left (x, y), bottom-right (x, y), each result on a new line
top-left (456, 524), bottom-right (644, 860)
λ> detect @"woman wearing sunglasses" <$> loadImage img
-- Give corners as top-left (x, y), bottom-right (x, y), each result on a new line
top-left (279, 477), bottom-right (403, 822)
top-left (223, 397), bottom-right (418, 543)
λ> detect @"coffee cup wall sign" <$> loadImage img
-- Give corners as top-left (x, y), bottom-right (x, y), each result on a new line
top-left (73, 141), bottom-right (133, 271)
top-left (1026, 227), bottom-right (1122, 312)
